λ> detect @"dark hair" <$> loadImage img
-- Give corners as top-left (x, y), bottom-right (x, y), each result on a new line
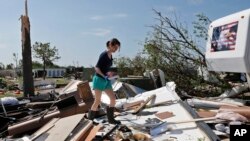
top-left (106, 38), bottom-right (121, 47)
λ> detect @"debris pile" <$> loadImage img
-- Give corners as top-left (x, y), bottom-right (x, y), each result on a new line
top-left (1, 78), bottom-right (250, 141)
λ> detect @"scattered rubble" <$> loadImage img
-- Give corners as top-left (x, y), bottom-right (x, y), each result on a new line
top-left (1, 78), bottom-right (250, 141)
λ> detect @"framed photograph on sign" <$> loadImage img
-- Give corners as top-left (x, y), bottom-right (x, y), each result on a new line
top-left (211, 21), bottom-right (238, 52)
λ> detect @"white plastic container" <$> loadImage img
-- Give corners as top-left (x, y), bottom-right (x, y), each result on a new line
top-left (206, 9), bottom-right (250, 73)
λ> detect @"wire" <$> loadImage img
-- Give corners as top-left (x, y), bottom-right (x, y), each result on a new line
top-left (0, 129), bottom-right (8, 139)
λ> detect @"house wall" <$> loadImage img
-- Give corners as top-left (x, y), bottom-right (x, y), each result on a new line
top-left (33, 68), bottom-right (66, 78)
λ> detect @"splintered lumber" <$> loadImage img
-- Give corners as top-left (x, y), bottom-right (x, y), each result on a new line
top-left (85, 124), bottom-right (103, 141)
top-left (197, 111), bottom-right (217, 118)
top-left (8, 111), bottom-right (60, 136)
top-left (146, 100), bottom-right (176, 108)
top-left (132, 94), bottom-right (156, 114)
top-left (21, 0), bottom-right (34, 96)
top-left (123, 100), bottom-right (145, 110)
top-left (65, 119), bottom-right (93, 141)
top-left (219, 105), bottom-right (250, 119)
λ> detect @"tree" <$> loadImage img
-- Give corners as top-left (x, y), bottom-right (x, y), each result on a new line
top-left (114, 54), bottom-right (146, 77)
top-left (32, 61), bottom-right (43, 69)
top-left (130, 54), bottom-right (147, 75)
top-left (33, 42), bottom-right (61, 79)
top-left (115, 10), bottom-right (230, 97)
top-left (31, 61), bottom-right (60, 69)
top-left (142, 10), bottom-right (230, 96)
top-left (0, 62), bottom-right (4, 70)
top-left (19, 59), bottom-right (23, 69)
top-left (114, 57), bottom-right (132, 77)
top-left (6, 63), bottom-right (14, 70)
top-left (13, 53), bottom-right (19, 78)
top-left (13, 53), bottom-right (19, 69)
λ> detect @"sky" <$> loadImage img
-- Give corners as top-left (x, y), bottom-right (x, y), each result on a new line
top-left (0, 0), bottom-right (250, 67)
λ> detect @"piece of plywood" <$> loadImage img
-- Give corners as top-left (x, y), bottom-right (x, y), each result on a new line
top-left (31, 118), bottom-right (59, 140)
top-left (123, 100), bottom-right (144, 110)
top-left (155, 111), bottom-right (174, 120)
top-left (35, 114), bottom-right (84, 141)
top-left (197, 111), bottom-right (217, 118)
top-left (219, 105), bottom-right (250, 119)
top-left (77, 81), bottom-right (94, 102)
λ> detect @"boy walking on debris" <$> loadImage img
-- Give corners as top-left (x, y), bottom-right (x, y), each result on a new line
top-left (88, 38), bottom-right (121, 124)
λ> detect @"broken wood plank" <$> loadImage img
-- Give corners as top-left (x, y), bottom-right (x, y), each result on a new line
top-left (219, 105), bottom-right (250, 119)
top-left (146, 100), bottom-right (176, 108)
top-left (85, 124), bottom-right (103, 141)
top-left (132, 94), bottom-right (156, 115)
top-left (155, 111), bottom-right (175, 120)
top-left (123, 100), bottom-right (144, 110)
top-left (66, 120), bottom-right (93, 141)
top-left (197, 111), bottom-right (217, 118)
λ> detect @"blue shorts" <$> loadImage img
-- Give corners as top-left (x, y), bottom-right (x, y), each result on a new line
top-left (92, 74), bottom-right (112, 91)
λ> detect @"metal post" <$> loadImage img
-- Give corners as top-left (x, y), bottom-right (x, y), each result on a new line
top-left (0, 99), bottom-right (8, 117)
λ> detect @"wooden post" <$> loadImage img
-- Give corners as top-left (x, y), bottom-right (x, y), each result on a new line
top-left (21, 0), bottom-right (34, 96)
top-left (25, 0), bottom-right (28, 17)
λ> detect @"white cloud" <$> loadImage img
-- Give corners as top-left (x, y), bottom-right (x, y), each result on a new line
top-left (0, 43), bottom-right (7, 49)
top-left (187, 0), bottom-right (203, 5)
top-left (90, 13), bottom-right (128, 20)
top-left (152, 5), bottom-right (177, 14)
top-left (82, 28), bottom-right (111, 37)
top-left (93, 28), bottom-right (111, 36)
top-left (112, 13), bottom-right (128, 18)
top-left (90, 16), bottom-right (104, 21)
top-left (166, 6), bottom-right (177, 12)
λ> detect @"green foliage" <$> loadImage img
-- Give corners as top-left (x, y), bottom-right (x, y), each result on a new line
top-left (114, 56), bottom-right (132, 77)
top-left (32, 61), bottom-right (43, 69)
top-left (114, 54), bottom-right (146, 77)
top-left (115, 10), bottom-right (230, 97)
top-left (33, 42), bottom-right (61, 79)
top-left (143, 40), bottom-right (168, 71)
top-left (33, 42), bottom-right (61, 64)
top-left (143, 10), bottom-right (230, 96)
top-left (193, 13), bottom-right (211, 40)
top-left (6, 63), bottom-right (14, 69)
top-left (0, 62), bottom-right (5, 70)
top-left (13, 53), bottom-right (19, 69)
top-left (32, 61), bottom-right (60, 69)
top-left (197, 137), bottom-right (206, 141)
top-left (132, 55), bottom-right (147, 75)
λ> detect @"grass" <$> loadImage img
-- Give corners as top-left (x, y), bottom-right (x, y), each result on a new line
top-left (54, 78), bottom-right (70, 85)
top-left (34, 78), bottom-right (70, 85)
top-left (197, 137), bottom-right (206, 141)
top-left (0, 77), bottom-right (70, 99)
top-left (0, 92), bottom-right (23, 98)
